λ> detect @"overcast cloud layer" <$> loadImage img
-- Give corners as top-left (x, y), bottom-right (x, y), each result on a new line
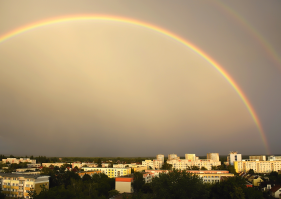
top-left (0, 0), bottom-right (280, 157)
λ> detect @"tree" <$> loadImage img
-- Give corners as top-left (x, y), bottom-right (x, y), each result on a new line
top-left (248, 169), bottom-right (255, 175)
top-left (191, 166), bottom-right (200, 170)
top-left (209, 176), bottom-right (263, 199)
top-left (0, 187), bottom-right (5, 199)
top-left (151, 169), bottom-right (209, 199)
top-left (201, 166), bottom-right (207, 170)
top-left (109, 190), bottom-right (120, 198)
top-left (132, 172), bottom-right (145, 193)
top-left (161, 162), bottom-right (172, 170)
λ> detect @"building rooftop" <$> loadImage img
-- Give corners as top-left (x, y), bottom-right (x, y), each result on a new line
top-left (0, 173), bottom-right (49, 179)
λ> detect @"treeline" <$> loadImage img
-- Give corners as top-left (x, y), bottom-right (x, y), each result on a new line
top-left (129, 170), bottom-right (263, 199)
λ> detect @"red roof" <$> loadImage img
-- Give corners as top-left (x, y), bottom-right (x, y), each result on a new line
top-left (270, 185), bottom-right (281, 193)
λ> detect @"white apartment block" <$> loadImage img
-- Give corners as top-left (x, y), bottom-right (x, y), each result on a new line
top-left (0, 173), bottom-right (49, 199)
top-left (27, 164), bottom-right (41, 168)
top-left (207, 153), bottom-right (220, 162)
top-left (186, 170), bottom-right (234, 183)
top-left (234, 160), bottom-right (281, 173)
top-left (249, 156), bottom-right (266, 161)
top-left (156, 154), bottom-right (164, 162)
top-left (227, 151), bottom-right (242, 166)
top-left (168, 154), bottom-right (179, 160)
top-left (185, 154), bottom-right (196, 161)
top-left (167, 158), bottom-right (221, 170)
top-left (2, 158), bottom-right (36, 165)
top-left (82, 167), bottom-right (131, 178)
top-left (268, 156), bottom-right (281, 161)
top-left (142, 160), bottom-right (154, 169)
top-left (142, 159), bottom-right (163, 170)
top-left (42, 163), bottom-right (65, 168)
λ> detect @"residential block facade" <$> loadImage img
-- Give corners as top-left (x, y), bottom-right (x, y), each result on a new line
top-left (82, 167), bottom-right (131, 178)
top-left (234, 160), bottom-right (281, 173)
top-left (0, 173), bottom-right (49, 199)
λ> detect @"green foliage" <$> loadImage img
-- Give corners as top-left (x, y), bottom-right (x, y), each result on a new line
top-left (209, 176), bottom-right (262, 199)
top-left (108, 190), bottom-right (120, 198)
top-left (201, 166), bottom-right (207, 170)
top-left (151, 169), bottom-right (209, 199)
top-left (248, 169), bottom-right (255, 175)
top-left (160, 162), bottom-right (172, 170)
top-left (191, 166), bottom-right (200, 170)
top-left (132, 172), bottom-right (145, 193)
top-left (0, 186), bottom-right (6, 199)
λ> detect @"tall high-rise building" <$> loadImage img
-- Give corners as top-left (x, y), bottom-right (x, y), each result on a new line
top-left (227, 151), bottom-right (242, 166)
top-left (249, 155), bottom-right (266, 161)
top-left (185, 154), bottom-right (196, 161)
top-left (168, 154), bottom-right (179, 160)
top-left (156, 154), bottom-right (164, 162)
top-left (207, 153), bottom-right (219, 161)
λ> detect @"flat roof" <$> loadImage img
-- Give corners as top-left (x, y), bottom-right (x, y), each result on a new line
top-left (0, 173), bottom-right (49, 179)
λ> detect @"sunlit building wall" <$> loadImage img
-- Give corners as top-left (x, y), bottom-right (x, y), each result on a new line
top-left (185, 154), bottom-right (196, 161)
top-left (0, 173), bottom-right (49, 199)
top-left (249, 156), bottom-right (266, 161)
top-left (207, 153), bottom-right (219, 162)
top-left (82, 167), bottom-right (131, 178)
top-left (234, 160), bottom-right (281, 173)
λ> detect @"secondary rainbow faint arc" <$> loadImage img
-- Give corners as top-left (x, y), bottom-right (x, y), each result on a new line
top-left (0, 15), bottom-right (270, 154)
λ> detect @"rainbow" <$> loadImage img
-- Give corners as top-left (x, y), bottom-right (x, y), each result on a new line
top-left (0, 15), bottom-right (271, 154)
top-left (213, 0), bottom-right (281, 72)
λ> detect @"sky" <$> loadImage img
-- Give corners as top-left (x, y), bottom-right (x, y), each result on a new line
top-left (0, 0), bottom-right (280, 157)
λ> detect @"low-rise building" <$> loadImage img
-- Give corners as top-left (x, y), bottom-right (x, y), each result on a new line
top-left (2, 158), bottom-right (36, 165)
top-left (77, 171), bottom-right (101, 178)
top-left (0, 173), bottom-right (49, 199)
top-left (82, 167), bottom-right (131, 178)
top-left (16, 168), bottom-right (37, 172)
top-left (270, 185), bottom-right (281, 198)
top-left (115, 177), bottom-right (134, 193)
top-left (186, 170), bottom-right (234, 183)
top-left (27, 164), bottom-right (41, 168)
top-left (42, 163), bottom-right (65, 168)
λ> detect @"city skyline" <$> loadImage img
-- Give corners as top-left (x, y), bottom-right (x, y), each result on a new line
top-left (0, 0), bottom-right (281, 157)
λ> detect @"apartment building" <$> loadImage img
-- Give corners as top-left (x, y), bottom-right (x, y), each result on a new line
top-left (168, 154), bottom-right (179, 160)
top-left (207, 153), bottom-right (219, 162)
top-left (142, 159), bottom-right (163, 170)
top-left (227, 151), bottom-right (242, 166)
top-left (77, 171), bottom-right (101, 178)
top-left (0, 173), bottom-right (49, 199)
top-left (249, 156), bottom-right (266, 161)
top-left (167, 159), bottom-right (221, 170)
top-left (186, 170), bottom-right (234, 183)
top-left (234, 159), bottom-right (281, 173)
top-left (167, 153), bottom-right (221, 170)
top-left (156, 154), bottom-right (164, 162)
top-left (185, 154), bottom-right (196, 161)
top-left (42, 163), bottom-right (65, 168)
top-left (2, 158), bottom-right (36, 165)
top-left (27, 164), bottom-right (41, 168)
top-left (268, 156), bottom-right (281, 161)
top-left (82, 167), bottom-right (131, 178)
top-left (71, 162), bottom-right (97, 169)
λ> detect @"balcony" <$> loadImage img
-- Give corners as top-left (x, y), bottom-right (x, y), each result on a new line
top-left (19, 184), bottom-right (23, 186)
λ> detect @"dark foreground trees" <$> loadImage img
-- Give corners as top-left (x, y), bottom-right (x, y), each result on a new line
top-left (29, 171), bottom-right (115, 199)
top-left (128, 170), bottom-right (263, 199)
